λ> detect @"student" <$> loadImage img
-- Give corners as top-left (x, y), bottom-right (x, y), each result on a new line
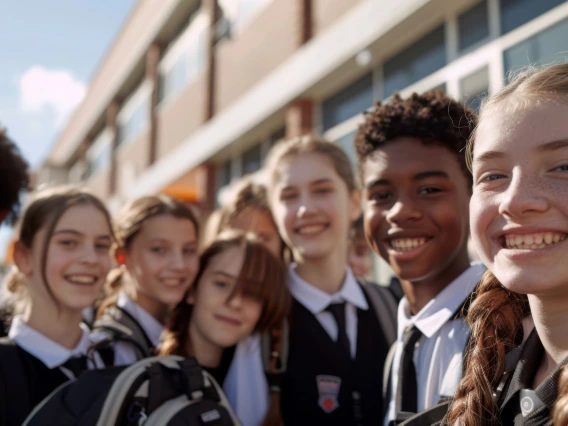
top-left (160, 230), bottom-right (290, 424)
top-left (262, 135), bottom-right (397, 425)
top-left (347, 215), bottom-right (373, 280)
top-left (93, 195), bottom-right (199, 365)
top-left (205, 175), bottom-right (283, 258)
top-left (0, 186), bottom-right (113, 426)
top-left (354, 90), bottom-right (485, 425)
top-left (433, 63), bottom-right (568, 426)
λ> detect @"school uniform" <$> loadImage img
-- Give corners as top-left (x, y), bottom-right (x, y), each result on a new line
top-left (0, 316), bottom-right (103, 426)
top-left (223, 265), bottom-right (396, 426)
top-left (280, 265), bottom-right (393, 426)
top-left (385, 263), bottom-right (486, 426)
top-left (91, 291), bottom-right (163, 366)
top-left (498, 327), bottom-right (568, 426)
top-left (399, 326), bottom-right (568, 426)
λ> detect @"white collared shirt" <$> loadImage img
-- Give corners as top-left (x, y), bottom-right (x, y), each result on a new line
top-left (9, 315), bottom-right (103, 379)
top-left (384, 263), bottom-right (486, 425)
top-left (107, 291), bottom-right (164, 366)
top-left (288, 265), bottom-right (368, 358)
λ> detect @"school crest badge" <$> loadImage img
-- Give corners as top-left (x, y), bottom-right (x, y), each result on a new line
top-left (316, 375), bottom-right (341, 413)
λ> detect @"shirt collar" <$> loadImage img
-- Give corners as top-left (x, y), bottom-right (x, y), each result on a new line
top-left (288, 265), bottom-right (368, 314)
top-left (9, 316), bottom-right (92, 369)
top-left (398, 263), bottom-right (486, 339)
top-left (117, 291), bottom-right (163, 346)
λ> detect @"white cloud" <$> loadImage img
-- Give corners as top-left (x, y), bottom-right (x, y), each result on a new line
top-left (18, 66), bottom-right (86, 128)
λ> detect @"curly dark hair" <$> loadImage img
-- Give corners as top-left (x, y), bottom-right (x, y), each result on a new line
top-left (0, 126), bottom-right (30, 225)
top-left (354, 90), bottom-right (477, 184)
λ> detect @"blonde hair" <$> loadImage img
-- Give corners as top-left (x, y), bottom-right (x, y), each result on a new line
top-left (446, 63), bottom-right (568, 426)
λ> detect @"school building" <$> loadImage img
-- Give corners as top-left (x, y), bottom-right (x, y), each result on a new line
top-left (38, 0), bottom-right (568, 281)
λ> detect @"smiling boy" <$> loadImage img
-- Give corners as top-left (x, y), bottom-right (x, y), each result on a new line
top-left (354, 90), bottom-right (485, 425)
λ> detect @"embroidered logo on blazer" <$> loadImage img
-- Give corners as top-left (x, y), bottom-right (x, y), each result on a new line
top-left (317, 375), bottom-right (341, 413)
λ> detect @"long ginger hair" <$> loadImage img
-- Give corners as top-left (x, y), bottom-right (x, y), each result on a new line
top-left (445, 63), bottom-right (568, 426)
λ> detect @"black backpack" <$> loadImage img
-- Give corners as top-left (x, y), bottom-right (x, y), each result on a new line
top-left (23, 355), bottom-right (242, 426)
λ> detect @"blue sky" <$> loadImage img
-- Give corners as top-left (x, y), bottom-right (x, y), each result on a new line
top-left (0, 0), bottom-right (136, 251)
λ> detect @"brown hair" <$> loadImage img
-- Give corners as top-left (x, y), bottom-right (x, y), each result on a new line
top-left (203, 176), bottom-right (278, 244)
top-left (350, 214), bottom-right (365, 242)
top-left (7, 185), bottom-right (113, 313)
top-left (446, 63), bottom-right (568, 426)
top-left (264, 135), bottom-right (357, 194)
top-left (97, 195), bottom-right (199, 317)
top-left (160, 229), bottom-right (290, 425)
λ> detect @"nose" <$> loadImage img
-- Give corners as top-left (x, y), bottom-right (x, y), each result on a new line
top-left (297, 192), bottom-right (317, 218)
top-left (385, 196), bottom-right (422, 225)
top-left (81, 244), bottom-right (98, 264)
top-left (227, 291), bottom-right (244, 309)
top-left (170, 250), bottom-right (186, 271)
top-left (498, 170), bottom-right (549, 218)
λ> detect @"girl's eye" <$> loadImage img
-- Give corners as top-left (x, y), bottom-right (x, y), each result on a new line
top-left (280, 192), bottom-right (297, 201)
top-left (368, 191), bottom-right (392, 202)
top-left (183, 247), bottom-right (197, 256)
top-left (214, 280), bottom-right (230, 289)
top-left (314, 187), bottom-right (332, 195)
top-left (59, 239), bottom-right (78, 248)
top-left (481, 174), bottom-right (505, 182)
top-left (553, 164), bottom-right (568, 172)
top-left (96, 243), bottom-right (111, 251)
top-left (151, 247), bottom-right (165, 254)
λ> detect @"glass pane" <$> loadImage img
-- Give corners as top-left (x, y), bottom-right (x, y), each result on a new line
top-left (458, 1), bottom-right (489, 52)
top-left (383, 25), bottom-right (447, 97)
top-left (118, 96), bottom-right (149, 147)
top-left (322, 73), bottom-right (373, 131)
top-left (503, 17), bottom-right (568, 77)
top-left (460, 67), bottom-right (489, 112)
top-left (220, 159), bottom-right (232, 187)
top-left (243, 144), bottom-right (262, 174)
top-left (335, 131), bottom-right (357, 166)
top-left (500, 0), bottom-right (565, 34)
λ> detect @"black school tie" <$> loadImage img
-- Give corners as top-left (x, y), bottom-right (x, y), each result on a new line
top-left (62, 355), bottom-right (88, 378)
top-left (325, 302), bottom-right (351, 359)
top-left (395, 325), bottom-right (423, 421)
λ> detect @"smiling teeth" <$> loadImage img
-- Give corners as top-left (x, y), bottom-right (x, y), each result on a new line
top-left (505, 232), bottom-right (566, 249)
top-left (390, 238), bottom-right (426, 252)
top-left (162, 278), bottom-right (182, 286)
top-left (67, 275), bottom-right (96, 284)
top-left (297, 225), bottom-right (325, 235)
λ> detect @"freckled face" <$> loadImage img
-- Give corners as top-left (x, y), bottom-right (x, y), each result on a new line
top-left (471, 98), bottom-right (568, 296)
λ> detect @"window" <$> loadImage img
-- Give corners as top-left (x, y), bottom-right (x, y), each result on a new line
top-left (117, 88), bottom-right (150, 147)
top-left (322, 73), bottom-right (373, 131)
top-left (500, 0), bottom-right (565, 34)
top-left (268, 127), bottom-right (285, 148)
top-left (242, 143), bottom-right (262, 175)
top-left (383, 25), bottom-right (446, 97)
top-left (220, 159), bottom-right (232, 187)
top-left (503, 17), bottom-right (568, 77)
top-left (460, 67), bottom-right (489, 112)
top-left (335, 131), bottom-right (357, 166)
top-left (458, 1), bottom-right (489, 52)
top-left (86, 129), bottom-right (112, 178)
top-left (158, 12), bottom-right (208, 103)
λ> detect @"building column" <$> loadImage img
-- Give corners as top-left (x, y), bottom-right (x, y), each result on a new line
top-left (285, 98), bottom-right (314, 138)
top-left (299, 0), bottom-right (313, 45)
top-left (146, 42), bottom-right (162, 166)
top-left (107, 101), bottom-right (120, 196)
top-left (205, 0), bottom-right (219, 121)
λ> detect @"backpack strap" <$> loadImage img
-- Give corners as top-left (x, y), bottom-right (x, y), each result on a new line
top-left (0, 337), bottom-right (31, 424)
top-left (383, 341), bottom-right (398, 401)
top-left (361, 281), bottom-right (398, 346)
top-left (91, 306), bottom-right (153, 366)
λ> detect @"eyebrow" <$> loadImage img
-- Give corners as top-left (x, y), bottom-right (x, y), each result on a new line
top-left (214, 271), bottom-right (237, 280)
top-left (365, 170), bottom-right (449, 189)
top-left (537, 139), bottom-right (568, 152)
top-left (281, 178), bottom-right (334, 191)
top-left (474, 139), bottom-right (568, 165)
top-left (53, 229), bottom-right (111, 240)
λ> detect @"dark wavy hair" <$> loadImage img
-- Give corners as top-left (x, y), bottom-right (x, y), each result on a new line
top-left (0, 126), bottom-right (30, 224)
top-left (354, 90), bottom-right (477, 185)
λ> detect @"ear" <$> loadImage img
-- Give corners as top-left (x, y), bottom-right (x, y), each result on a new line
top-left (349, 189), bottom-right (362, 222)
top-left (13, 241), bottom-right (33, 276)
top-left (114, 247), bottom-right (127, 266)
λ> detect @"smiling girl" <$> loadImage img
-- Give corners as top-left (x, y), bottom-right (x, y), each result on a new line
top-left (436, 63), bottom-right (568, 426)
top-left (261, 135), bottom-right (397, 425)
top-left (93, 195), bottom-right (199, 365)
top-left (159, 230), bottom-right (290, 423)
top-left (0, 186), bottom-right (114, 426)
